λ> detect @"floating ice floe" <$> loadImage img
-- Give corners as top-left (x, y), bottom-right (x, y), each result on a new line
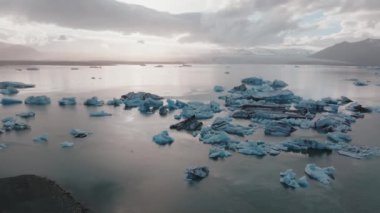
top-left (70, 128), bottom-right (91, 138)
top-left (33, 134), bottom-right (48, 143)
top-left (0, 81), bottom-right (35, 89)
top-left (84, 96), bottom-right (104, 106)
top-left (279, 139), bottom-right (332, 152)
top-left (107, 98), bottom-right (123, 107)
top-left (209, 147), bottom-right (231, 159)
top-left (264, 121), bottom-right (296, 137)
top-left (178, 101), bottom-right (221, 120)
top-left (2, 117), bottom-right (30, 131)
top-left (58, 97), bottom-right (77, 106)
top-left (25, 96), bottom-right (51, 105)
top-left (304, 163), bottom-right (335, 184)
top-left (280, 169), bottom-right (308, 188)
top-left (314, 113), bottom-right (355, 133)
top-left (61, 141), bottom-right (74, 148)
top-left (185, 166), bottom-right (209, 181)
top-left (16, 111), bottom-right (35, 119)
top-left (213, 85), bottom-right (224, 93)
top-left (0, 87), bottom-right (19, 95)
top-left (199, 127), bottom-right (238, 147)
top-left (152, 130), bottom-right (174, 145)
top-left (138, 98), bottom-right (163, 114)
top-left (89, 111), bottom-right (112, 117)
top-left (271, 80), bottom-right (288, 89)
top-left (237, 141), bottom-right (267, 156)
top-left (0, 98), bottom-right (22, 105)
top-left (326, 132), bottom-right (352, 143)
top-left (211, 117), bottom-right (254, 137)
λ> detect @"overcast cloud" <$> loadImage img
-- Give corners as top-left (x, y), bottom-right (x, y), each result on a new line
top-left (0, 0), bottom-right (379, 59)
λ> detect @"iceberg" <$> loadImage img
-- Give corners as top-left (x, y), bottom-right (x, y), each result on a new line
top-left (2, 117), bottom-right (30, 131)
top-left (138, 98), bottom-right (163, 114)
top-left (152, 130), bottom-right (174, 145)
top-left (1, 98), bottom-right (22, 105)
top-left (271, 80), bottom-right (288, 89)
top-left (89, 111), bottom-right (112, 117)
top-left (264, 121), bottom-right (296, 136)
top-left (16, 111), bottom-right (36, 119)
top-left (0, 81), bottom-right (35, 89)
top-left (211, 117), bottom-right (254, 136)
top-left (209, 147), bottom-right (231, 159)
top-left (25, 96), bottom-right (51, 105)
top-left (0, 87), bottom-right (19, 95)
top-left (280, 169), bottom-right (308, 188)
top-left (314, 113), bottom-right (355, 133)
top-left (84, 97), bottom-right (104, 106)
top-left (326, 132), bottom-right (352, 143)
top-left (58, 97), bottom-right (77, 106)
top-left (179, 101), bottom-right (221, 120)
top-left (61, 141), bottom-right (74, 148)
top-left (280, 139), bottom-right (332, 152)
top-left (121, 92), bottom-right (163, 101)
top-left (304, 163), bottom-right (335, 184)
top-left (242, 77), bottom-right (264, 86)
top-left (199, 127), bottom-right (236, 146)
top-left (170, 116), bottom-right (203, 133)
top-left (345, 102), bottom-right (372, 113)
top-left (106, 98), bottom-right (123, 107)
top-left (159, 106), bottom-right (169, 116)
top-left (185, 166), bottom-right (209, 181)
top-left (70, 128), bottom-right (91, 138)
top-left (33, 134), bottom-right (48, 143)
top-left (213, 85), bottom-right (224, 92)
top-left (237, 141), bottom-right (267, 156)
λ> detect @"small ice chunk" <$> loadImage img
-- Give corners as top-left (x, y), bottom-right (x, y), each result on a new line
top-left (84, 96), bottom-right (104, 106)
top-left (107, 98), bottom-right (123, 107)
top-left (242, 77), bottom-right (264, 85)
top-left (58, 97), bottom-right (77, 106)
top-left (280, 169), bottom-right (308, 188)
top-left (213, 85), bottom-right (224, 93)
top-left (70, 128), bottom-right (91, 138)
top-left (185, 166), bottom-right (209, 181)
top-left (264, 121), bottom-right (296, 137)
top-left (1, 98), bottom-right (22, 105)
top-left (61, 141), bottom-right (74, 148)
top-left (152, 130), bottom-right (174, 145)
top-left (25, 96), bottom-right (51, 105)
top-left (16, 111), bottom-right (35, 119)
top-left (305, 163), bottom-right (335, 184)
top-left (209, 147), bottom-right (231, 159)
top-left (0, 81), bottom-right (34, 89)
top-left (33, 134), bottom-right (48, 143)
top-left (89, 111), bottom-right (112, 117)
top-left (0, 86), bottom-right (19, 95)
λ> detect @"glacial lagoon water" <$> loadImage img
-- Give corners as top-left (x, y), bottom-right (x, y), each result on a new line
top-left (1, 64), bottom-right (380, 213)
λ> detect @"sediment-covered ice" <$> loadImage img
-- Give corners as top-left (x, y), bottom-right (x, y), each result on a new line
top-left (70, 128), bottom-right (91, 138)
top-left (185, 166), bottom-right (209, 181)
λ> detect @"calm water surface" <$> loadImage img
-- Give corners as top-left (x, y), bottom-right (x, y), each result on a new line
top-left (1, 64), bottom-right (380, 213)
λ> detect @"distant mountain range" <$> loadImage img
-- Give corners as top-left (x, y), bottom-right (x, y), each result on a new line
top-left (0, 42), bottom-right (40, 60)
top-left (312, 38), bottom-right (380, 66)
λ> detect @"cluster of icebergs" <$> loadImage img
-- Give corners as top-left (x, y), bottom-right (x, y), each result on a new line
top-left (1, 78), bottom-right (380, 186)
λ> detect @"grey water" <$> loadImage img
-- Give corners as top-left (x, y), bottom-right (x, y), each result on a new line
top-left (1, 64), bottom-right (380, 213)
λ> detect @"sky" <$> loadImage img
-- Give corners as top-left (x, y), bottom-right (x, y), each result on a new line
top-left (0, 0), bottom-right (379, 60)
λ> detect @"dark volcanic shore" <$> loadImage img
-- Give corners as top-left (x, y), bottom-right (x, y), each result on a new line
top-left (0, 175), bottom-right (89, 213)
